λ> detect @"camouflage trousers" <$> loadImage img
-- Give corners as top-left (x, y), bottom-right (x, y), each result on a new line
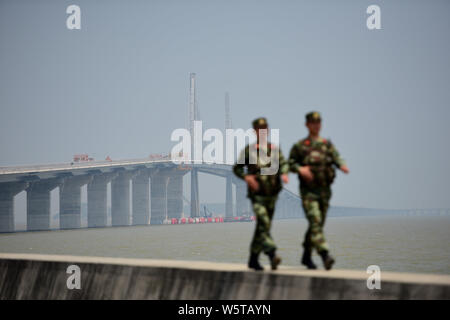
top-left (301, 188), bottom-right (332, 254)
top-left (250, 195), bottom-right (278, 255)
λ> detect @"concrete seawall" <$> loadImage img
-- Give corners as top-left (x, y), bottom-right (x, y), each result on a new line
top-left (0, 253), bottom-right (449, 299)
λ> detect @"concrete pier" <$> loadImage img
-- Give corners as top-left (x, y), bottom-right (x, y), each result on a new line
top-left (111, 170), bottom-right (136, 227)
top-left (0, 253), bottom-right (449, 300)
top-left (26, 179), bottom-right (62, 231)
top-left (167, 173), bottom-right (184, 219)
top-left (132, 169), bottom-right (150, 225)
top-left (150, 171), bottom-right (168, 225)
top-left (60, 175), bottom-right (92, 229)
top-left (0, 182), bottom-right (28, 232)
top-left (87, 173), bottom-right (117, 228)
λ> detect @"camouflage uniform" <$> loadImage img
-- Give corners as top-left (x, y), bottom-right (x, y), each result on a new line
top-left (233, 118), bottom-right (289, 258)
top-left (289, 112), bottom-right (346, 257)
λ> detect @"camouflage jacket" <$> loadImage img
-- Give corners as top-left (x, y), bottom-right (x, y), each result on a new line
top-left (289, 137), bottom-right (345, 189)
top-left (233, 143), bottom-right (289, 197)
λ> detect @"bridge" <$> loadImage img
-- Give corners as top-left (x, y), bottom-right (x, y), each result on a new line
top-left (0, 158), bottom-right (302, 233)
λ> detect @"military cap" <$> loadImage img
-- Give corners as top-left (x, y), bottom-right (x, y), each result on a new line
top-left (305, 111), bottom-right (321, 122)
top-left (252, 117), bottom-right (268, 129)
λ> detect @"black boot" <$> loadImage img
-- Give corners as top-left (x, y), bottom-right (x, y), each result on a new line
top-left (267, 250), bottom-right (282, 270)
top-left (248, 253), bottom-right (264, 271)
top-left (319, 250), bottom-right (335, 271)
top-left (301, 248), bottom-right (317, 270)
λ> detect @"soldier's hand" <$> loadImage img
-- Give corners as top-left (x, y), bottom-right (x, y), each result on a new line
top-left (340, 165), bottom-right (350, 174)
top-left (281, 174), bottom-right (289, 184)
top-left (244, 175), bottom-right (259, 192)
top-left (299, 166), bottom-right (314, 182)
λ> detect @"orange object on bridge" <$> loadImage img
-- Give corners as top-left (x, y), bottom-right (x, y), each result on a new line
top-left (73, 154), bottom-right (94, 162)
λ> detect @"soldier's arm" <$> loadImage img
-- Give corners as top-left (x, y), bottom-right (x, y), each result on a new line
top-left (278, 148), bottom-right (290, 175)
top-left (329, 142), bottom-right (347, 169)
top-left (288, 144), bottom-right (302, 174)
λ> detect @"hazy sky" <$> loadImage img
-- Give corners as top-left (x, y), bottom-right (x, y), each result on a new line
top-left (1, 0), bottom-right (449, 210)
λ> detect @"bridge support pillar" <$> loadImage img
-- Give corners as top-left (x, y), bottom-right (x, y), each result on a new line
top-left (26, 179), bottom-right (62, 231)
top-left (190, 168), bottom-right (200, 217)
top-left (0, 182), bottom-right (28, 232)
top-left (167, 173), bottom-right (184, 219)
top-left (150, 170), bottom-right (169, 225)
top-left (132, 169), bottom-right (150, 225)
top-left (225, 174), bottom-right (233, 217)
top-left (111, 170), bottom-right (137, 227)
top-left (60, 175), bottom-right (92, 229)
top-left (235, 179), bottom-right (249, 217)
top-left (87, 172), bottom-right (117, 228)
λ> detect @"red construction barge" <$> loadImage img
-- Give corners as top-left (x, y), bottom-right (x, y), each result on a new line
top-left (73, 154), bottom-right (94, 162)
top-left (165, 216), bottom-right (254, 225)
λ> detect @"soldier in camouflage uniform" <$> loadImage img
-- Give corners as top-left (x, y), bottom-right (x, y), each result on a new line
top-left (289, 111), bottom-right (349, 270)
top-left (233, 117), bottom-right (290, 271)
